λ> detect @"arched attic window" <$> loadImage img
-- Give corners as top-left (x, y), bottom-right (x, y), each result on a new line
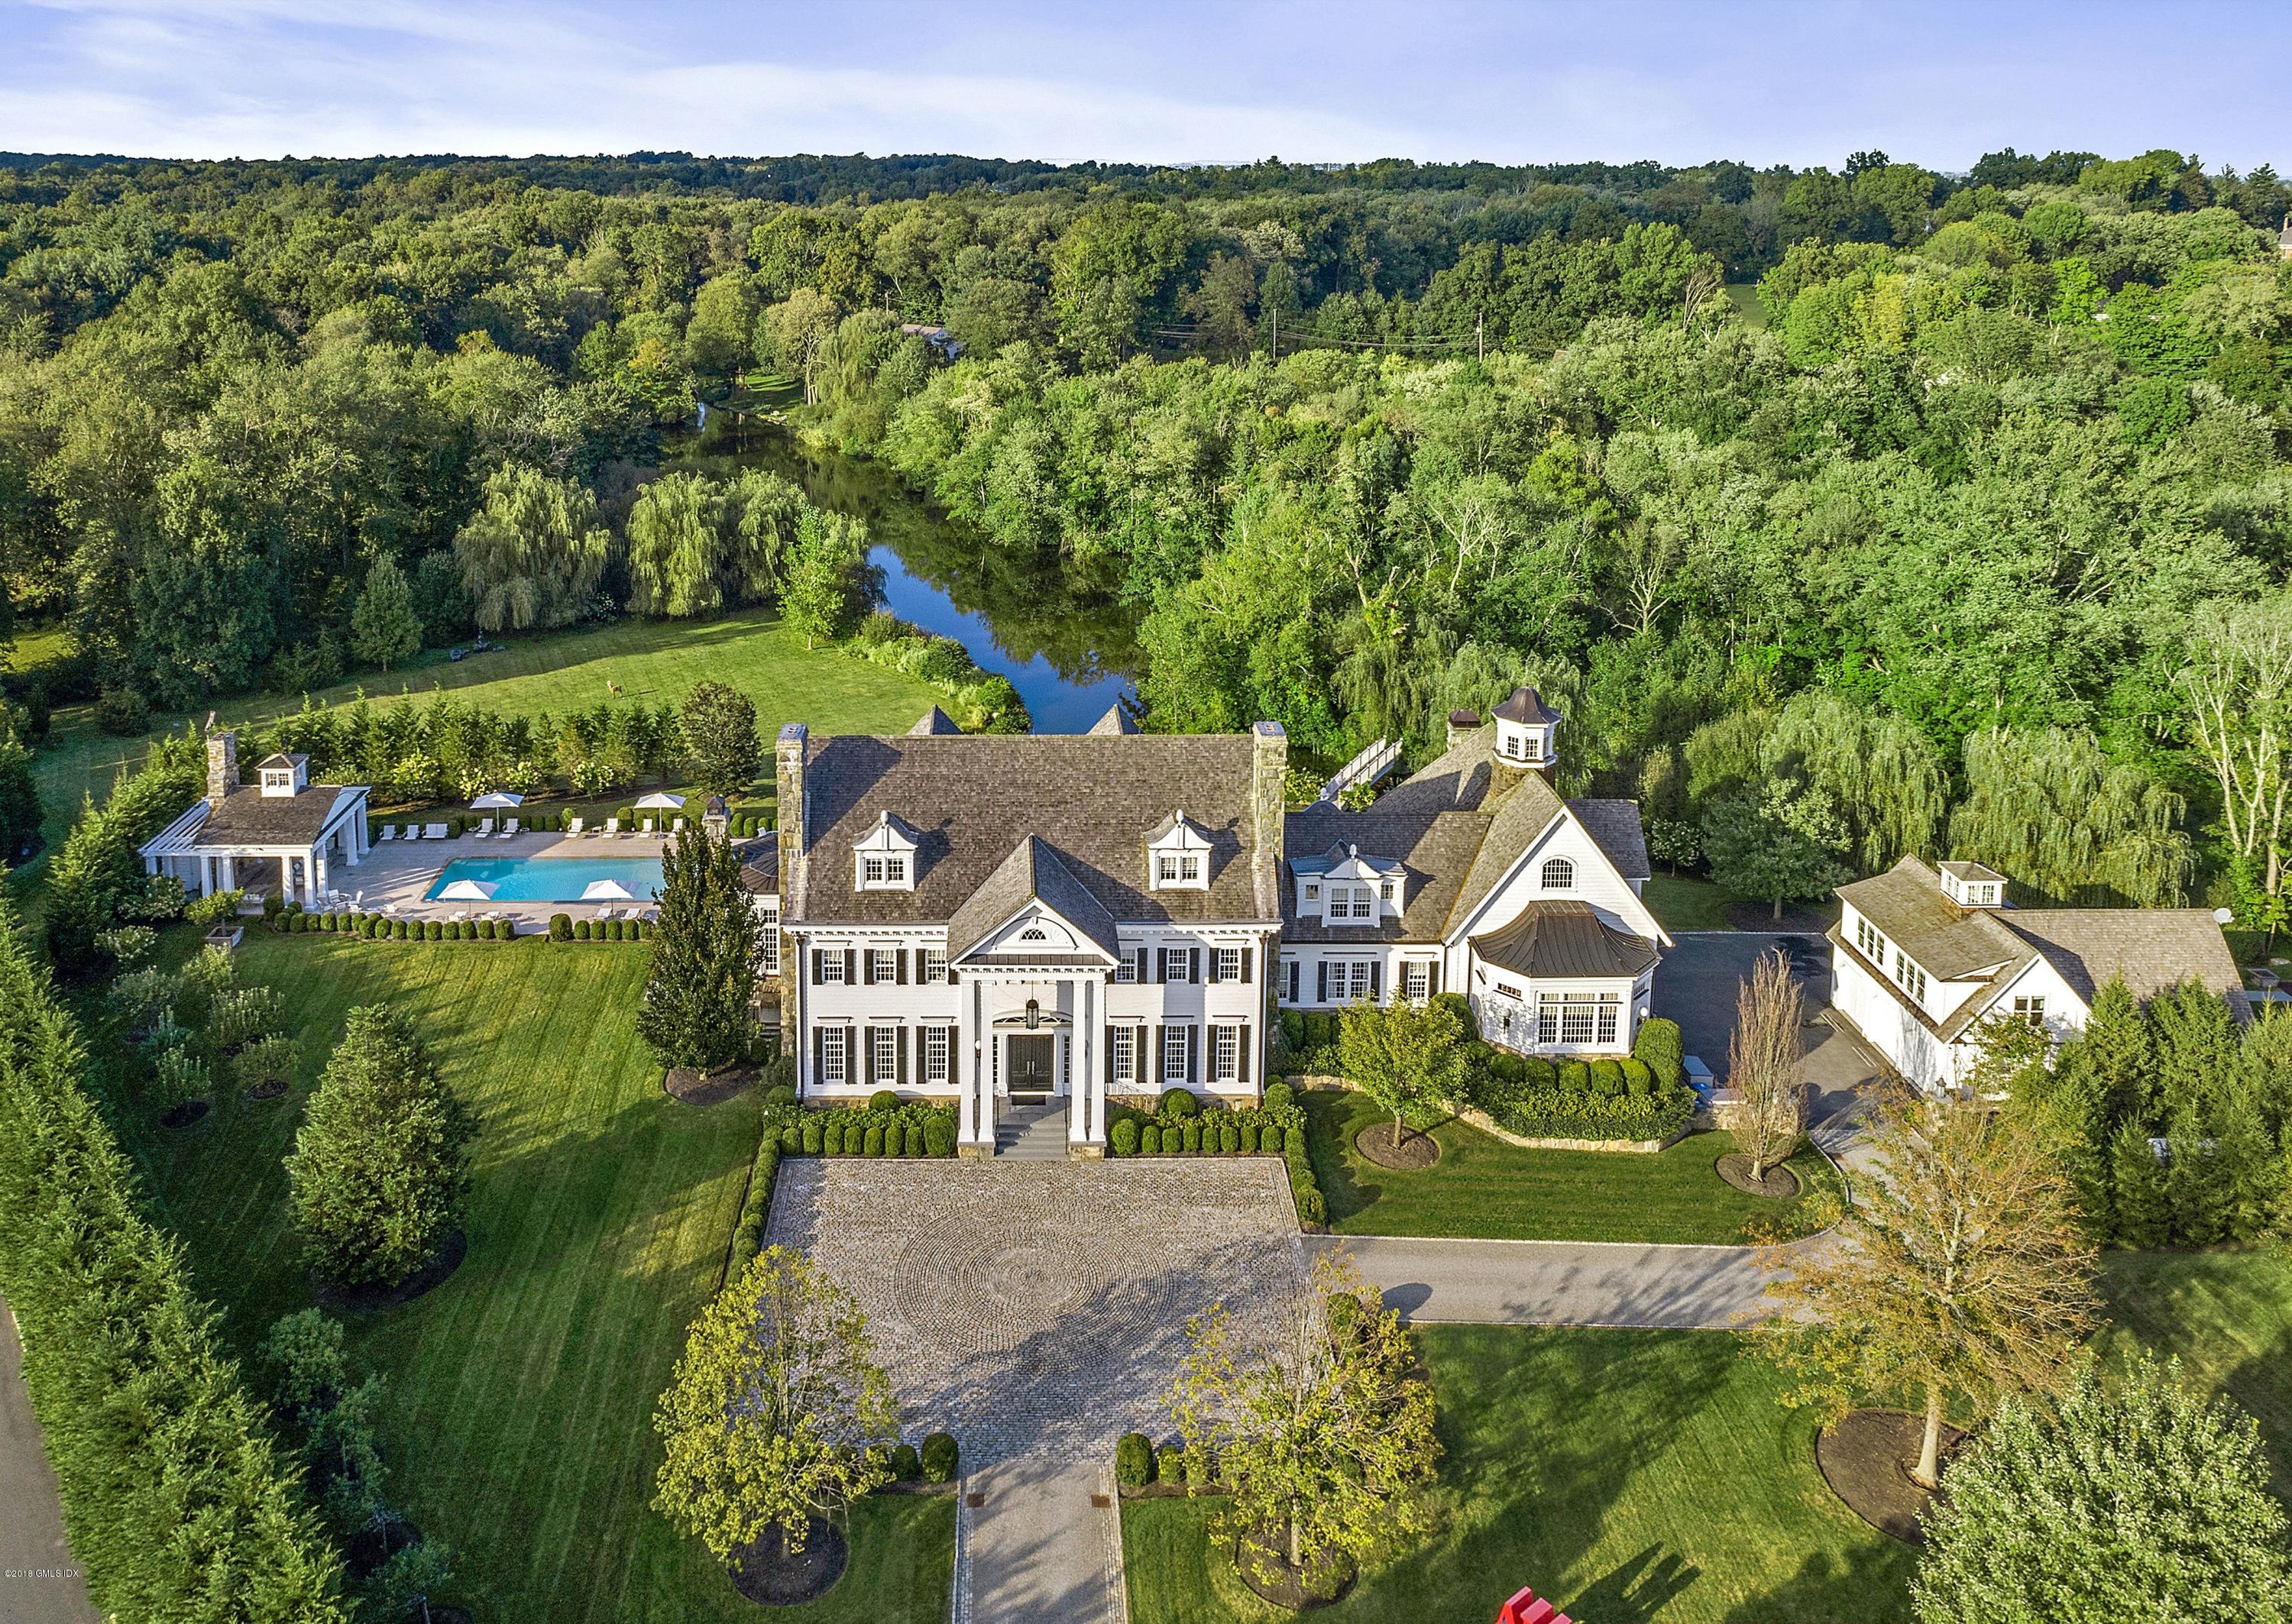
top-left (1540, 857), bottom-right (1575, 891)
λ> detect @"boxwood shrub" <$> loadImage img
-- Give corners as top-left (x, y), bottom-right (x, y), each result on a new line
top-left (1115, 1432), bottom-right (1154, 1488)
top-left (801, 1118), bottom-right (824, 1155)
top-left (1180, 1122), bottom-right (1201, 1153)
top-left (1219, 1122), bottom-right (1240, 1153)
top-left (1589, 1057), bottom-right (1625, 1096)
top-left (862, 1124), bottom-right (885, 1157)
top-left (869, 1089), bottom-right (901, 1111)
top-left (921, 1432), bottom-right (959, 1483)
top-left (903, 1123), bottom-right (924, 1157)
top-left (1109, 1118), bottom-right (1139, 1155)
top-left (1633, 1016), bottom-right (1685, 1090)
top-left (922, 1114), bottom-right (955, 1157)
top-left (1140, 1121), bottom-right (1163, 1154)
top-left (1261, 1080), bottom-right (1294, 1113)
top-left (889, 1442), bottom-right (921, 1482)
top-left (1158, 1087), bottom-right (1198, 1118)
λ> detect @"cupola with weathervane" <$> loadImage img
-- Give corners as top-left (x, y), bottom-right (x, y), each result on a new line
top-left (853, 810), bottom-right (920, 891)
top-left (1146, 809), bottom-right (1212, 891)
top-left (1491, 685), bottom-right (1561, 775)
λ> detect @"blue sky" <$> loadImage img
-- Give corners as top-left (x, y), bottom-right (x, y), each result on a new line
top-left (4, 1), bottom-right (2288, 173)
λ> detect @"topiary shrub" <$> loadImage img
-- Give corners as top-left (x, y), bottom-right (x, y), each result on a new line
top-left (629, 920), bottom-right (646, 941)
top-left (1589, 1058), bottom-right (1625, 1097)
top-left (896, 1123), bottom-right (918, 1157)
top-left (921, 1432), bottom-right (958, 1483)
top-left (889, 1442), bottom-right (921, 1482)
top-left (1238, 1121), bottom-right (1259, 1153)
top-left (923, 1114), bottom-right (955, 1157)
top-left (1219, 1122), bottom-right (1241, 1154)
top-left (1159, 1087), bottom-right (1198, 1118)
top-left (801, 1118), bottom-right (824, 1155)
top-left (1140, 1121), bottom-right (1163, 1154)
top-left (766, 1082), bottom-right (798, 1108)
top-left (780, 1123), bottom-right (801, 1153)
top-left (1633, 1016), bottom-right (1685, 1091)
top-left (1621, 1057), bottom-right (1653, 1096)
top-left (574, 918), bottom-right (591, 940)
top-left (863, 1123), bottom-right (885, 1157)
top-left (550, 913), bottom-right (573, 942)
top-left (1156, 1442), bottom-right (1184, 1487)
top-left (1559, 1059), bottom-right (1590, 1092)
top-left (1522, 1056), bottom-right (1557, 1091)
top-left (870, 1089), bottom-right (901, 1111)
top-left (822, 1117), bottom-right (845, 1155)
top-left (1111, 1118), bottom-right (1139, 1155)
top-left (1115, 1432), bottom-right (1155, 1488)
top-left (392, 918), bottom-right (410, 940)
top-left (613, 919), bottom-right (630, 942)
top-left (1261, 1080), bottom-right (1294, 1113)
top-left (1181, 1122), bottom-right (1202, 1153)
top-left (426, 920), bottom-right (445, 942)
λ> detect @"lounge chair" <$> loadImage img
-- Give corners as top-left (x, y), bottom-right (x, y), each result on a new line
top-left (640, 817), bottom-right (658, 836)
top-left (377, 824), bottom-right (397, 843)
top-left (602, 817), bottom-right (621, 839)
top-left (474, 817), bottom-right (496, 839)
top-left (424, 823), bottom-right (448, 840)
top-left (566, 816), bottom-right (586, 837)
top-left (501, 817), bottom-right (520, 838)
top-left (402, 823), bottom-right (423, 841)
top-left (670, 817), bottom-right (686, 835)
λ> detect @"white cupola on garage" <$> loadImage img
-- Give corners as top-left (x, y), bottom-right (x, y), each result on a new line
top-left (1491, 685), bottom-right (1561, 772)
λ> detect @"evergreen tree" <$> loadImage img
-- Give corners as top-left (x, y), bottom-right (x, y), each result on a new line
top-left (678, 681), bottom-right (761, 797)
top-left (349, 554), bottom-right (421, 674)
top-left (1915, 1354), bottom-right (2292, 1623)
top-left (2107, 1118), bottom-right (2169, 1248)
top-left (638, 827), bottom-right (765, 1072)
top-left (0, 725), bottom-right (41, 863)
top-left (286, 1006), bottom-right (472, 1286)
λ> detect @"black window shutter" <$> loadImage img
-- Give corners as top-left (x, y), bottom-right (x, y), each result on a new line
top-left (863, 952), bottom-right (876, 986)
top-left (812, 1025), bottom-right (824, 1082)
top-left (896, 950), bottom-right (908, 985)
top-left (1186, 1024), bottom-right (1199, 1085)
top-left (1316, 962), bottom-right (1328, 1003)
top-left (1105, 1029), bottom-right (1116, 1089)
top-left (843, 948), bottom-right (856, 984)
top-left (1370, 960), bottom-right (1383, 1001)
top-left (1206, 949), bottom-right (1221, 984)
top-left (1135, 946), bottom-right (1148, 982)
top-left (1153, 1023), bottom-right (1166, 1083)
top-left (897, 1028), bottom-right (909, 1087)
top-left (1240, 947), bottom-right (1252, 983)
top-left (811, 949), bottom-right (823, 985)
top-left (863, 1027), bottom-right (877, 1085)
top-left (1429, 959), bottom-right (1441, 995)
top-left (1189, 946), bottom-right (1200, 983)
top-left (1156, 948), bottom-right (1168, 984)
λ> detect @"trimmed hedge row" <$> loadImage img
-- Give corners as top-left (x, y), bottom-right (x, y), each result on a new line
top-left (272, 908), bottom-right (533, 941)
top-left (367, 804), bottom-right (772, 844)
top-left (1483, 1086), bottom-right (1697, 1143)
top-left (725, 1138), bottom-right (780, 1282)
top-left (759, 1096), bottom-right (960, 1159)
top-left (0, 901), bottom-right (346, 1617)
top-left (546, 914), bottom-right (649, 942)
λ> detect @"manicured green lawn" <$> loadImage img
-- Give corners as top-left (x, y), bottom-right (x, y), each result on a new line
top-left (1122, 1325), bottom-right (1916, 1623)
top-left (1643, 874), bottom-right (1750, 933)
top-left (16, 610), bottom-right (944, 852)
top-left (1306, 1089), bottom-right (1840, 1245)
top-left (2098, 1249), bottom-right (2292, 1491)
top-left (112, 936), bottom-right (951, 1623)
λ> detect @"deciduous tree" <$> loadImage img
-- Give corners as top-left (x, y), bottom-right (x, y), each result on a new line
top-left (1727, 949), bottom-right (1805, 1181)
top-left (1335, 993), bottom-right (1468, 1153)
top-left (450, 463), bottom-right (613, 633)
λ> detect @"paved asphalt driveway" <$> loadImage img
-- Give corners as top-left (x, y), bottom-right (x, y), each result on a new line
top-left (1, 1305), bottom-right (97, 1624)
top-left (1653, 930), bottom-right (1868, 1124)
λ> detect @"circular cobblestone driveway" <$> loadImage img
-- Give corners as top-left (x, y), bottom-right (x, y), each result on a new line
top-left (765, 1158), bottom-right (1307, 1467)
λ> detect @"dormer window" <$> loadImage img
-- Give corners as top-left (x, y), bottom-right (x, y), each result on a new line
top-left (853, 811), bottom-right (920, 891)
top-left (1939, 861), bottom-right (2008, 909)
top-left (1148, 810), bottom-right (1212, 891)
top-left (261, 769), bottom-right (295, 795)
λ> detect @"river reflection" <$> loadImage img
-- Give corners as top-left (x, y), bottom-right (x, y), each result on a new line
top-left (672, 424), bottom-right (1139, 734)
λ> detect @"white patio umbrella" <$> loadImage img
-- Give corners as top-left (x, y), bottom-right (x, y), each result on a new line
top-left (469, 791), bottom-right (525, 810)
top-left (580, 878), bottom-right (636, 901)
top-left (634, 791), bottom-right (685, 810)
top-left (437, 878), bottom-right (497, 901)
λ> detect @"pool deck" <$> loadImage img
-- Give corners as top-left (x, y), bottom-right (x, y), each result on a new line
top-left (308, 828), bottom-right (671, 933)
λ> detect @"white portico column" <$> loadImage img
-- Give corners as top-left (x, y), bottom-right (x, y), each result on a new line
top-left (1070, 975), bottom-right (1106, 1154)
top-left (957, 975), bottom-right (991, 1155)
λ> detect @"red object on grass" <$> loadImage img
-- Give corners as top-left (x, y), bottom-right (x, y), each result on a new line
top-left (1497, 1585), bottom-right (1570, 1624)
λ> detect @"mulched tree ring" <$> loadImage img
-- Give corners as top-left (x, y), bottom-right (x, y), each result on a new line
top-left (313, 1229), bottom-right (468, 1315)
top-left (1815, 1408), bottom-right (1968, 1545)
top-left (160, 1100), bottom-right (211, 1130)
top-left (345, 1519), bottom-right (424, 1581)
top-left (1354, 1121), bottom-right (1439, 1170)
top-left (242, 1079), bottom-right (289, 1103)
top-left (665, 1063), bottom-right (759, 1107)
top-left (1233, 1535), bottom-right (1355, 1611)
top-left (730, 1518), bottom-right (848, 1607)
top-left (1716, 1153), bottom-right (1801, 1199)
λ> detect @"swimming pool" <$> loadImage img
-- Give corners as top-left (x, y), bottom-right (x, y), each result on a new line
top-left (422, 855), bottom-right (666, 903)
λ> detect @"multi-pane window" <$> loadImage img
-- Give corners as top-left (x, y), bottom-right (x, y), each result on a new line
top-left (924, 1027), bottom-right (950, 1083)
top-left (1115, 950), bottom-right (1136, 984)
top-left (869, 948), bottom-right (899, 984)
top-left (759, 901), bottom-right (779, 975)
top-left (872, 1026), bottom-right (898, 1085)
top-left (1333, 886), bottom-right (1373, 920)
top-left (1379, 879), bottom-right (1397, 905)
top-left (817, 949), bottom-right (847, 984)
top-left (863, 856), bottom-right (886, 884)
top-left (1541, 857), bottom-right (1574, 890)
top-left (1855, 916), bottom-right (1883, 962)
top-left (1535, 998), bottom-right (1559, 1044)
top-left (1213, 1025), bottom-right (1239, 1085)
top-left (1597, 995), bottom-right (1620, 1046)
top-left (923, 948), bottom-right (947, 983)
top-left (1215, 946), bottom-right (1242, 982)
top-left (1303, 882), bottom-right (1321, 904)
top-left (1537, 992), bottom-right (1622, 1047)
top-left (1162, 1024), bottom-right (1190, 1082)
top-left (1110, 1026), bottom-right (1136, 1085)
top-left (820, 1027), bottom-right (849, 1085)
top-left (1891, 948), bottom-right (1928, 1003)
top-left (2012, 995), bottom-right (2046, 1027)
top-left (1157, 852), bottom-right (1203, 885)
top-left (1401, 962), bottom-right (1431, 1002)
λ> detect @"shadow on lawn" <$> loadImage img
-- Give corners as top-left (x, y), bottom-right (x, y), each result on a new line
top-left (1721, 1546), bottom-right (1915, 1624)
top-left (1569, 1545), bottom-right (1698, 1623)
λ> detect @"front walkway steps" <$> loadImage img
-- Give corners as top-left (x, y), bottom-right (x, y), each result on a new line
top-left (993, 1098), bottom-right (1070, 1160)
top-left (959, 1452), bottom-right (1125, 1624)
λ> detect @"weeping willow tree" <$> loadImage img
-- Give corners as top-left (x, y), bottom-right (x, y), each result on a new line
top-left (1949, 726), bottom-right (2191, 906)
top-left (451, 462), bottom-right (613, 632)
top-left (1763, 692), bottom-right (1947, 875)
top-left (626, 471), bottom-right (812, 619)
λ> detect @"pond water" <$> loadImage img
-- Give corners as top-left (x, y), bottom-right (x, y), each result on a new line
top-left (672, 422), bottom-right (1138, 733)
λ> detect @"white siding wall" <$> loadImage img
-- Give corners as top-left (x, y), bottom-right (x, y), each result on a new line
top-left (1460, 811), bottom-right (1668, 949)
top-left (1831, 949), bottom-right (1955, 1089)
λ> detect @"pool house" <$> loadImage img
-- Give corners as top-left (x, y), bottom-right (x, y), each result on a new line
top-left (141, 732), bottom-right (372, 910)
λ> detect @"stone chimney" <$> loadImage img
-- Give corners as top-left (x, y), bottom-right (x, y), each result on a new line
top-left (206, 731), bottom-right (239, 808)
top-left (774, 723), bottom-right (809, 1023)
top-left (1248, 720), bottom-right (1287, 920)
top-left (1446, 708), bottom-right (1481, 752)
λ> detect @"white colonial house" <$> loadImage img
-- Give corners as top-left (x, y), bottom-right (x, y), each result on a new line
top-left (756, 688), bottom-right (1664, 1157)
top-left (140, 732), bottom-right (372, 910)
top-left (1830, 856), bottom-right (2247, 1090)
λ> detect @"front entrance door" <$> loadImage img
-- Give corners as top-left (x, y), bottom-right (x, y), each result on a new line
top-left (1007, 1034), bottom-right (1057, 1098)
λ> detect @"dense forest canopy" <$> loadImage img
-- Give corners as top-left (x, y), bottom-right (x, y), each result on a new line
top-left (3, 144), bottom-right (2291, 911)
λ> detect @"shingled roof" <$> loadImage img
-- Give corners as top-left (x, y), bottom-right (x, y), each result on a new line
top-left (179, 785), bottom-right (362, 848)
top-left (946, 836), bottom-right (1120, 959)
top-left (908, 707), bottom-right (962, 736)
top-left (1471, 900), bottom-right (1659, 980)
top-left (1837, 857), bottom-right (2025, 981)
top-left (793, 733), bottom-right (1268, 924)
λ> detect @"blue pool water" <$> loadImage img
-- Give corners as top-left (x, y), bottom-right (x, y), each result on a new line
top-left (423, 856), bottom-right (666, 903)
